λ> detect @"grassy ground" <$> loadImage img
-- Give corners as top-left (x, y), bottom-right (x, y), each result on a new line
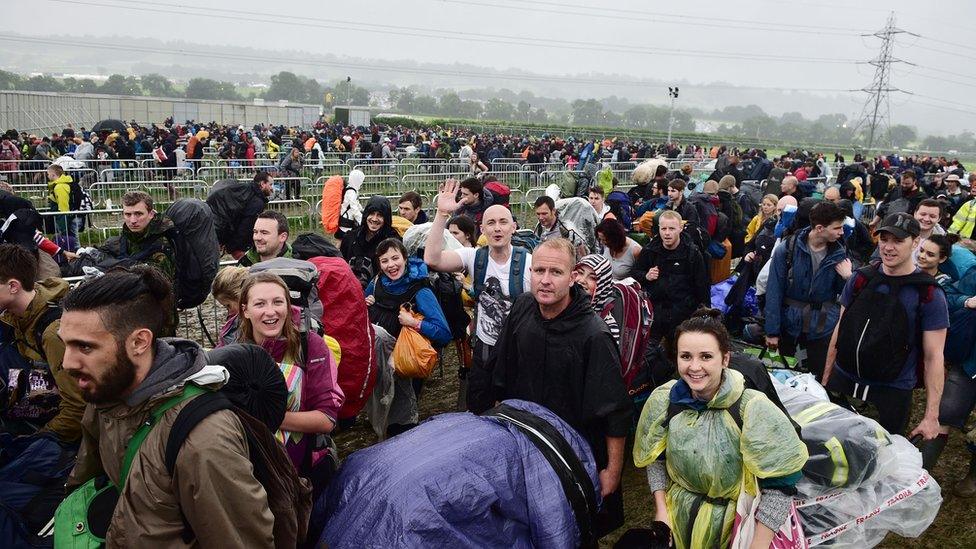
top-left (332, 350), bottom-right (974, 548)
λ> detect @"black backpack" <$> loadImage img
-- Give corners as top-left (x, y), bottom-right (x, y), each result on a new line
top-left (164, 199), bottom-right (220, 310)
top-left (371, 142), bottom-right (383, 159)
top-left (835, 265), bottom-right (939, 383)
top-left (291, 233), bottom-right (342, 260)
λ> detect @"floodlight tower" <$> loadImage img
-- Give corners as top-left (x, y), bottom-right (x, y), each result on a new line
top-left (667, 86), bottom-right (680, 144)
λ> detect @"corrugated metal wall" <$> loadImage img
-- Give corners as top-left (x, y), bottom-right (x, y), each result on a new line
top-left (0, 90), bottom-right (321, 134)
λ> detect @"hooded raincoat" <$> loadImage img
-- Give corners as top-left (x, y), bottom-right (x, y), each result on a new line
top-left (492, 286), bottom-right (632, 469)
top-left (634, 369), bottom-right (808, 549)
top-left (339, 195), bottom-right (401, 264)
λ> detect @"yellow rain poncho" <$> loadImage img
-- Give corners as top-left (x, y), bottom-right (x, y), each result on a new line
top-left (634, 369), bottom-right (807, 549)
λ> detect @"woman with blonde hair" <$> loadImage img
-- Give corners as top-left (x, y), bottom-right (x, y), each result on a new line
top-left (745, 194), bottom-right (779, 243)
top-left (211, 265), bottom-right (249, 345)
top-left (232, 271), bottom-right (344, 492)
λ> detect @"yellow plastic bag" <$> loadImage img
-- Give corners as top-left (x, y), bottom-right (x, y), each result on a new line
top-left (392, 308), bottom-right (438, 378)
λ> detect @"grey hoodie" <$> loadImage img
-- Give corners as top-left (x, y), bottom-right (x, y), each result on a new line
top-left (125, 338), bottom-right (205, 407)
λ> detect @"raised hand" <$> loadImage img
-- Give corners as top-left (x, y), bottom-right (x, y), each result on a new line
top-left (436, 178), bottom-right (462, 214)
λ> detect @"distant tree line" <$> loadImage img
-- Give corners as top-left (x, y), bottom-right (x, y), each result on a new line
top-left (0, 69), bottom-right (967, 151)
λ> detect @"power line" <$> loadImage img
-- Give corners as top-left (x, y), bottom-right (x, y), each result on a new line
top-left (917, 35), bottom-right (976, 54)
top-left (491, 0), bottom-right (864, 33)
top-left (0, 34), bottom-right (860, 94)
top-left (432, 0), bottom-right (858, 37)
top-left (36, 0), bottom-right (861, 65)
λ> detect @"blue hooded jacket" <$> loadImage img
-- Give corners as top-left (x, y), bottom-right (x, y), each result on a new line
top-left (945, 265), bottom-right (976, 378)
top-left (365, 257), bottom-right (452, 347)
top-left (764, 227), bottom-right (848, 340)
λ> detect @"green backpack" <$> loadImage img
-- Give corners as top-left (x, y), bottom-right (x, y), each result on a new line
top-left (52, 384), bottom-right (206, 547)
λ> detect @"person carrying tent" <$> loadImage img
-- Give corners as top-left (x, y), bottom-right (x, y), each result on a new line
top-left (491, 239), bottom-right (633, 536)
top-left (634, 309), bottom-right (808, 549)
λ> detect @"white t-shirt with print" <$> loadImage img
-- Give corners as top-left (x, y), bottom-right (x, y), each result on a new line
top-left (455, 245), bottom-right (533, 346)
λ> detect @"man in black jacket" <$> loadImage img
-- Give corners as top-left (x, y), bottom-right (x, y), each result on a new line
top-left (206, 171), bottom-right (272, 259)
top-left (631, 210), bottom-right (710, 343)
top-left (491, 238), bottom-right (632, 535)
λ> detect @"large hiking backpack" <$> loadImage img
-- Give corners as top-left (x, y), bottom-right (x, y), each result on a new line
top-left (600, 279), bottom-right (654, 398)
top-left (291, 232), bottom-right (342, 260)
top-left (835, 265), bottom-right (938, 383)
top-left (432, 271), bottom-right (470, 340)
top-left (1, 207), bottom-right (42, 252)
top-left (606, 190), bottom-right (634, 228)
top-left (945, 305), bottom-right (976, 364)
top-left (320, 176), bottom-right (358, 235)
top-left (308, 256), bottom-right (377, 422)
top-left (163, 199), bottom-right (220, 310)
top-left (484, 181), bottom-right (512, 209)
top-left (206, 179), bottom-right (265, 253)
top-left (688, 193), bottom-right (720, 237)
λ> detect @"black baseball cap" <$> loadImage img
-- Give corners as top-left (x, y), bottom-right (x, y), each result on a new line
top-left (876, 212), bottom-right (920, 239)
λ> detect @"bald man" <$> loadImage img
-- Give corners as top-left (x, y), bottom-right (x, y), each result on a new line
top-left (425, 180), bottom-right (533, 412)
top-left (824, 187), bottom-right (841, 203)
top-left (780, 175), bottom-right (805, 199)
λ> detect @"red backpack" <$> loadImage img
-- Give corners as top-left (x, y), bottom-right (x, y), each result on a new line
top-left (308, 256), bottom-right (378, 421)
top-left (600, 279), bottom-right (654, 397)
top-left (484, 181), bottom-right (511, 209)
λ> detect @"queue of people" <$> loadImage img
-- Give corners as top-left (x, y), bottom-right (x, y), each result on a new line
top-left (1, 125), bottom-right (976, 548)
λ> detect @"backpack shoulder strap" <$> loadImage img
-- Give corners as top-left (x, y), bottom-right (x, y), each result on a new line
top-left (164, 391), bottom-right (233, 476)
top-left (784, 234), bottom-right (798, 283)
top-left (121, 384), bottom-right (208, 489)
top-left (510, 247), bottom-right (527, 296)
top-left (483, 404), bottom-right (598, 547)
top-left (472, 246), bottom-right (489, 298)
top-left (27, 302), bottom-right (62, 362)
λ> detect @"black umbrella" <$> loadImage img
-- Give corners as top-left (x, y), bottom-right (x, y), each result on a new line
top-left (91, 119), bottom-right (127, 134)
top-left (205, 344), bottom-right (288, 432)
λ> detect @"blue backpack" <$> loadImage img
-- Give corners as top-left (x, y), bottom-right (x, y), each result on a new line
top-left (946, 306), bottom-right (976, 364)
top-left (606, 190), bottom-right (634, 228)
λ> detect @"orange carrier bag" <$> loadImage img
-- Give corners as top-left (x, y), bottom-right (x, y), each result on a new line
top-left (392, 307), bottom-right (438, 378)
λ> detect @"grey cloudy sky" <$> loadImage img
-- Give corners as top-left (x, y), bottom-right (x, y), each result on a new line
top-left (3, 0), bottom-right (975, 132)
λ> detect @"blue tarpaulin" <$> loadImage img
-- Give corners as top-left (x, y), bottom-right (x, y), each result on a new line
top-left (320, 399), bottom-right (601, 548)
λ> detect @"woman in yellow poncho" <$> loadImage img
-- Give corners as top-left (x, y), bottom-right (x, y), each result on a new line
top-left (745, 194), bottom-right (779, 244)
top-left (634, 309), bottom-right (808, 549)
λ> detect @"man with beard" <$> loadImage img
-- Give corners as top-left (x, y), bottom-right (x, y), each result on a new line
top-left (60, 265), bottom-right (276, 547)
top-left (238, 210), bottom-right (292, 267)
top-left (0, 244), bottom-right (84, 441)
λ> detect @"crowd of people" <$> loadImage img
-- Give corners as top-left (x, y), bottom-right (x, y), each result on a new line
top-left (1, 118), bottom-right (975, 548)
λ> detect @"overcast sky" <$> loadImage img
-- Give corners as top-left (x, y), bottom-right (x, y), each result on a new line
top-left (3, 0), bottom-right (975, 132)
